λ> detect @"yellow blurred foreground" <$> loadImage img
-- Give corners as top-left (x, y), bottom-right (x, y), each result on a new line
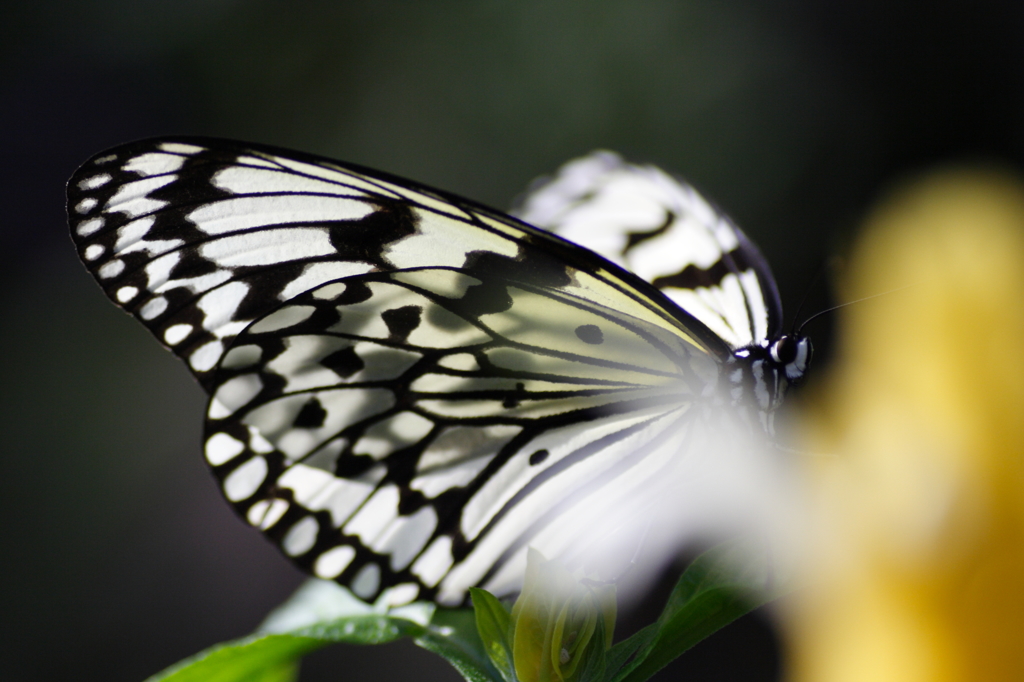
top-left (786, 167), bottom-right (1024, 681)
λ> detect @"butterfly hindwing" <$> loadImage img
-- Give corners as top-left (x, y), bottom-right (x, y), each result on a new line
top-left (205, 266), bottom-right (712, 604)
top-left (514, 151), bottom-right (782, 349)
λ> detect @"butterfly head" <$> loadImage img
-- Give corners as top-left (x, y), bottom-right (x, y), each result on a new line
top-left (768, 334), bottom-right (812, 385)
top-left (729, 333), bottom-right (812, 424)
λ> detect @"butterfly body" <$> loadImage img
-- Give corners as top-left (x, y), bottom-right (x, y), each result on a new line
top-left (69, 139), bottom-right (807, 606)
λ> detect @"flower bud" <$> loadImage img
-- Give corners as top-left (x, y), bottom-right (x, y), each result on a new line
top-left (473, 549), bottom-right (616, 682)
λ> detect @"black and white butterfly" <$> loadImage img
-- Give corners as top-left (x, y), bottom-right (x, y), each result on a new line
top-left (68, 139), bottom-right (810, 607)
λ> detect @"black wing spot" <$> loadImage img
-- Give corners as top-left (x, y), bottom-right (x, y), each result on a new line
top-left (529, 449), bottom-right (549, 466)
top-left (503, 382), bottom-right (526, 409)
top-left (326, 199), bottom-right (418, 269)
top-left (575, 324), bottom-right (604, 345)
top-left (321, 346), bottom-right (364, 378)
top-left (456, 246), bottom-right (574, 317)
top-left (382, 305), bottom-right (422, 342)
top-left (623, 210), bottom-right (675, 253)
top-left (294, 397), bottom-right (327, 428)
top-left (336, 281), bottom-right (373, 304)
top-left (652, 255), bottom-right (734, 290)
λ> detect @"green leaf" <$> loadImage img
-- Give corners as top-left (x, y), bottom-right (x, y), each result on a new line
top-left (574, 607), bottom-right (608, 682)
top-left (146, 580), bottom-right (495, 682)
top-left (603, 623), bottom-right (657, 679)
top-left (144, 634), bottom-right (316, 682)
top-left (147, 615), bottom-right (429, 682)
top-left (417, 607), bottom-right (505, 682)
top-left (607, 541), bottom-right (784, 682)
top-left (258, 579), bottom-right (433, 637)
top-left (469, 588), bottom-right (516, 682)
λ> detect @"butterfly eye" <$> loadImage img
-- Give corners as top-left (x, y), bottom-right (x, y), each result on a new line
top-left (777, 336), bottom-right (813, 383)
top-left (770, 336), bottom-right (797, 365)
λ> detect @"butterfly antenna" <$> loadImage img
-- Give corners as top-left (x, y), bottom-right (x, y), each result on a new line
top-left (790, 258), bottom-right (835, 335)
top-left (794, 283), bottom-right (921, 337)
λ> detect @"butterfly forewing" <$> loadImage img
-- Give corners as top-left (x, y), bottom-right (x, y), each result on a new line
top-left (69, 140), bottom-right (722, 391)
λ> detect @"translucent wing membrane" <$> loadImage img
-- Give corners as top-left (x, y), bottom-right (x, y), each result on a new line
top-left (68, 138), bottom-right (785, 606)
top-left (514, 151), bottom-right (782, 348)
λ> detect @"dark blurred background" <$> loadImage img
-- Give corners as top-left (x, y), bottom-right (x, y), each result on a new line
top-left (4, 2), bottom-right (1024, 681)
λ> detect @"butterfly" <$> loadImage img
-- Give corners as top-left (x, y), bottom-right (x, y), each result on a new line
top-left (68, 139), bottom-right (810, 607)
